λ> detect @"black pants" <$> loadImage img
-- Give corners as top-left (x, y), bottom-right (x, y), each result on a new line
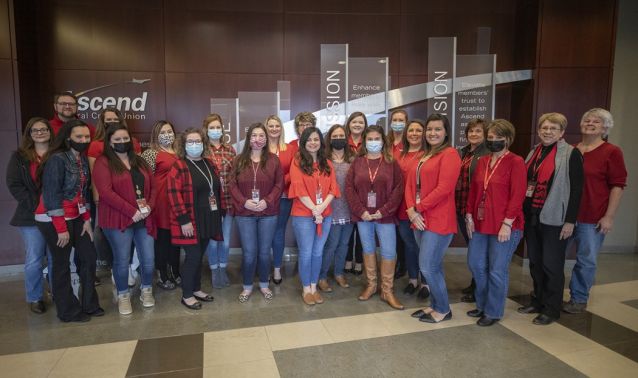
top-left (395, 225), bottom-right (405, 268)
top-left (180, 238), bottom-right (208, 299)
top-left (524, 217), bottom-right (568, 319)
top-left (37, 218), bottom-right (100, 321)
top-left (346, 225), bottom-right (363, 264)
top-left (156, 228), bottom-right (181, 281)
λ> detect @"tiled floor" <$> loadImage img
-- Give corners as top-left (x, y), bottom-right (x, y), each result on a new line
top-left (0, 253), bottom-right (637, 377)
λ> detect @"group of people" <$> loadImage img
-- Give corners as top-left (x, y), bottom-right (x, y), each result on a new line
top-left (7, 91), bottom-right (626, 328)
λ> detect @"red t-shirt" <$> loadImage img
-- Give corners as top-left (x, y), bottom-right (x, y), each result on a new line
top-left (289, 159), bottom-right (339, 217)
top-left (348, 135), bottom-right (363, 154)
top-left (577, 142), bottom-right (627, 223)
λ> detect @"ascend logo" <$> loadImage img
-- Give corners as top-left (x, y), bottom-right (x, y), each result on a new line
top-left (75, 78), bottom-right (151, 121)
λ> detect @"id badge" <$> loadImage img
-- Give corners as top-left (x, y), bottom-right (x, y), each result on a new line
top-left (416, 192), bottom-right (421, 205)
top-left (136, 198), bottom-right (150, 214)
top-left (209, 193), bottom-right (218, 211)
top-left (367, 191), bottom-right (377, 208)
top-left (78, 201), bottom-right (87, 213)
top-left (219, 176), bottom-right (225, 188)
top-left (251, 189), bottom-right (260, 202)
top-left (316, 187), bottom-right (323, 205)
top-left (525, 180), bottom-right (537, 198)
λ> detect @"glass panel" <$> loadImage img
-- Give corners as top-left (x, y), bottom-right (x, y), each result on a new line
top-left (319, 44), bottom-right (348, 132)
top-left (347, 57), bottom-right (388, 129)
top-left (427, 37), bottom-right (457, 133)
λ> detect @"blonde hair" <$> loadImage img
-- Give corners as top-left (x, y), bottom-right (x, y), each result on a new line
top-left (538, 112), bottom-right (567, 131)
top-left (265, 115), bottom-right (287, 151)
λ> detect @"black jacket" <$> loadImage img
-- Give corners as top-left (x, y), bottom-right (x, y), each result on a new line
top-left (5, 151), bottom-right (40, 226)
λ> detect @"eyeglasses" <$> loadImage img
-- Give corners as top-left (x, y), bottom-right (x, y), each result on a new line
top-left (31, 128), bottom-right (50, 135)
top-left (185, 141), bottom-right (202, 146)
top-left (56, 102), bottom-right (77, 107)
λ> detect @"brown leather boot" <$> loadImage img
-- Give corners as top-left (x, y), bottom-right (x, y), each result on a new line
top-left (358, 254), bottom-right (378, 301)
top-left (380, 259), bottom-right (404, 310)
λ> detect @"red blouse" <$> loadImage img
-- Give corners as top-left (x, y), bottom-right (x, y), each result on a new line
top-left (393, 149), bottom-right (425, 221)
top-left (275, 143), bottom-right (298, 195)
top-left (289, 159), bottom-right (339, 217)
top-left (229, 154), bottom-right (283, 217)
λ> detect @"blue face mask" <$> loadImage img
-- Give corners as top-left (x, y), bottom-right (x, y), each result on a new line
top-left (390, 122), bottom-right (405, 132)
top-left (208, 129), bottom-right (223, 141)
top-left (366, 140), bottom-right (383, 153)
top-left (185, 142), bottom-right (204, 158)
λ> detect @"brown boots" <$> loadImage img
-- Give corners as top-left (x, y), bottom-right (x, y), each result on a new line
top-left (358, 255), bottom-right (404, 310)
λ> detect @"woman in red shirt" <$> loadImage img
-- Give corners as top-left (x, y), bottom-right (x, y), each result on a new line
top-left (388, 109), bottom-right (409, 279)
top-left (465, 119), bottom-right (526, 326)
top-left (93, 124), bottom-right (156, 315)
top-left (141, 120), bottom-right (181, 289)
top-left (405, 114), bottom-right (461, 323)
top-left (563, 108), bottom-right (627, 314)
top-left (345, 125), bottom-right (404, 310)
top-left (266, 115), bottom-right (297, 285)
top-left (289, 127), bottom-right (339, 305)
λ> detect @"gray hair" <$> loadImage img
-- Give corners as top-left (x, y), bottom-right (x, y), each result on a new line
top-left (581, 108), bottom-right (614, 136)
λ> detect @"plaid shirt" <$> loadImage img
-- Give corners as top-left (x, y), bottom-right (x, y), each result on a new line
top-left (209, 144), bottom-right (236, 211)
top-left (167, 158), bottom-right (225, 245)
top-left (455, 151), bottom-right (474, 215)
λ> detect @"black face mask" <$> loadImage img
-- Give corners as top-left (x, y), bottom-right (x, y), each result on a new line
top-left (485, 140), bottom-right (506, 152)
top-left (112, 142), bottom-right (132, 154)
top-left (330, 138), bottom-right (347, 150)
top-left (69, 140), bottom-right (90, 153)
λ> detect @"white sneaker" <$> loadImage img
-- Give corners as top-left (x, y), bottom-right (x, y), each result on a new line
top-left (118, 293), bottom-right (133, 315)
top-left (140, 287), bottom-right (155, 308)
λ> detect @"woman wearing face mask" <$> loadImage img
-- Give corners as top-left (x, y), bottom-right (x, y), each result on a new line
top-left (290, 127), bottom-right (339, 305)
top-left (318, 124), bottom-right (355, 291)
top-left (344, 111), bottom-right (368, 275)
top-left (203, 114), bottom-right (236, 289)
top-left (345, 125), bottom-right (404, 310)
top-left (405, 114), bottom-right (461, 323)
top-left (141, 121), bottom-right (181, 289)
top-left (230, 123), bottom-right (283, 303)
top-left (167, 128), bottom-right (223, 310)
top-left (93, 124), bottom-right (156, 315)
top-left (517, 113), bottom-right (584, 325)
top-left (455, 119), bottom-right (489, 303)
top-left (387, 109), bottom-right (409, 279)
top-left (35, 120), bottom-right (102, 322)
top-left (265, 115), bottom-right (297, 285)
top-left (465, 119), bottom-right (526, 327)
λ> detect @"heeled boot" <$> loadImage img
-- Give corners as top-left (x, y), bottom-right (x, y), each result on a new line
top-left (380, 259), bottom-right (404, 310)
top-left (358, 254), bottom-right (378, 301)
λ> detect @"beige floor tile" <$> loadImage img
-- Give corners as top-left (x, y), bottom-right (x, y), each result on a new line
top-left (321, 313), bottom-right (391, 343)
top-left (266, 320), bottom-right (333, 351)
top-left (0, 349), bottom-right (65, 378)
top-left (203, 327), bottom-right (272, 367)
top-left (559, 345), bottom-right (638, 378)
top-left (203, 357), bottom-right (280, 378)
top-left (48, 340), bottom-right (137, 378)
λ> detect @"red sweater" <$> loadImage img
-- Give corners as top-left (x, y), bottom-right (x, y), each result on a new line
top-left (229, 154), bottom-right (283, 217)
top-left (289, 159), bottom-right (339, 217)
top-left (405, 147), bottom-right (461, 234)
top-left (92, 156), bottom-right (156, 236)
top-left (577, 142), bottom-right (627, 223)
top-left (466, 152), bottom-right (527, 234)
top-left (393, 149), bottom-right (425, 221)
top-left (345, 156), bottom-right (403, 223)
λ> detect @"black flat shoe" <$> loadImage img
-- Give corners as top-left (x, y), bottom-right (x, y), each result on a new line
top-left (403, 283), bottom-right (417, 295)
top-left (193, 293), bottom-right (214, 302)
top-left (517, 305), bottom-right (541, 314)
top-left (461, 294), bottom-right (476, 303)
top-left (29, 301), bottom-right (46, 314)
top-left (417, 286), bottom-right (430, 299)
top-left (62, 312), bottom-right (91, 323)
top-left (411, 309), bottom-right (429, 318)
top-left (181, 298), bottom-right (202, 310)
top-left (419, 311), bottom-right (452, 323)
top-left (86, 307), bottom-right (105, 317)
top-left (533, 314), bottom-right (556, 325)
top-left (466, 309), bottom-right (483, 318)
top-left (394, 267), bottom-right (406, 279)
top-left (477, 316), bottom-right (498, 327)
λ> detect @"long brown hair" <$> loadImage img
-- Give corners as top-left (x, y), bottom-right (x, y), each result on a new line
top-left (94, 107), bottom-right (127, 141)
top-left (18, 117), bottom-right (53, 162)
top-left (202, 113), bottom-right (232, 147)
top-left (400, 119), bottom-right (426, 158)
top-left (103, 123), bottom-right (149, 174)
top-left (324, 124), bottom-right (354, 163)
top-left (359, 125), bottom-right (393, 163)
top-left (149, 120), bottom-right (176, 150)
top-left (232, 123), bottom-right (270, 177)
top-left (424, 113), bottom-right (452, 157)
top-left (174, 128), bottom-right (211, 160)
top-left (37, 119), bottom-right (90, 183)
top-left (387, 109), bottom-right (408, 145)
top-left (297, 127), bottom-right (330, 176)
top-left (345, 111), bottom-right (368, 139)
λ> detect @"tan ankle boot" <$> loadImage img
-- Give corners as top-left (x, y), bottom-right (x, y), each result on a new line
top-left (358, 254), bottom-right (378, 301)
top-left (380, 259), bottom-right (404, 310)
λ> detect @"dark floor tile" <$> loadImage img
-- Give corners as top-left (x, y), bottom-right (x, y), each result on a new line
top-left (606, 339), bottom-right (638, 362)
top-left (134, 368), bottom-right (202, 377)
top-left (557, 312), bottom-right (638, 347)
top-left (126, 333), bottom-right (203, 377)
top-left (622, 299), bottom-right (638, 310)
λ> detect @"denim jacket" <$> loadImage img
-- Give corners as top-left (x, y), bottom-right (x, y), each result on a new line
top-left (42, 150), bottom-right (91, 217)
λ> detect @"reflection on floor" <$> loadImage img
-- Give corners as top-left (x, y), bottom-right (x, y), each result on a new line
top-left (0, 253), bottom-right (636, 377)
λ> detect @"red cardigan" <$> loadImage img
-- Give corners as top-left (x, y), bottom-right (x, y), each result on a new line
top-left (92, 155), bottom-right (156, 237)
top-left (405, 147), bottom-right (461, 234)
top-left (277, 143), bottom-right (297, 195)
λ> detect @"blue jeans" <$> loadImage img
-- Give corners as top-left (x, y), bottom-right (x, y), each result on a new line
top-left (292, 216), bottom-right (332, 287)
top-left (357, 221), bottom-right (396, 260)
top-left (468, 230), bottom-right (522, 319)
top-left (272, 198), bottom-right (292, 268)
top-left (206, 214), bottom-right (234, 268)
top-left (103, 227), bottom-right (155, 294)
top-left (397, 220), bottom-right (420, 279)
top-left (415, 230), bottom-right (454, 313)
top-left (320, 222), bottom-right (354, 280)
top-left (568, 223), bottom-right (605, 303)
top-left (19, 226), bottom-right (53, 302)
top-left (236, 215), bottom-right (278, 290)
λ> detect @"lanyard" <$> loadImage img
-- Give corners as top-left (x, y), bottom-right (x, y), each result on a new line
top-left (529, 145), bottom-right (548, 180)
top-left (365, 157), bottom-right (382, 185)
top-left (415, 155), bottom-right (432, 191)
top-left (483, 152), bottom-right (509, 191)
top-left (76, 156), bottom-right (86, 202)
top-left (188, 158), bottom-right (214, 194)
top-left (251, 160), bottom-right (260, 190)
